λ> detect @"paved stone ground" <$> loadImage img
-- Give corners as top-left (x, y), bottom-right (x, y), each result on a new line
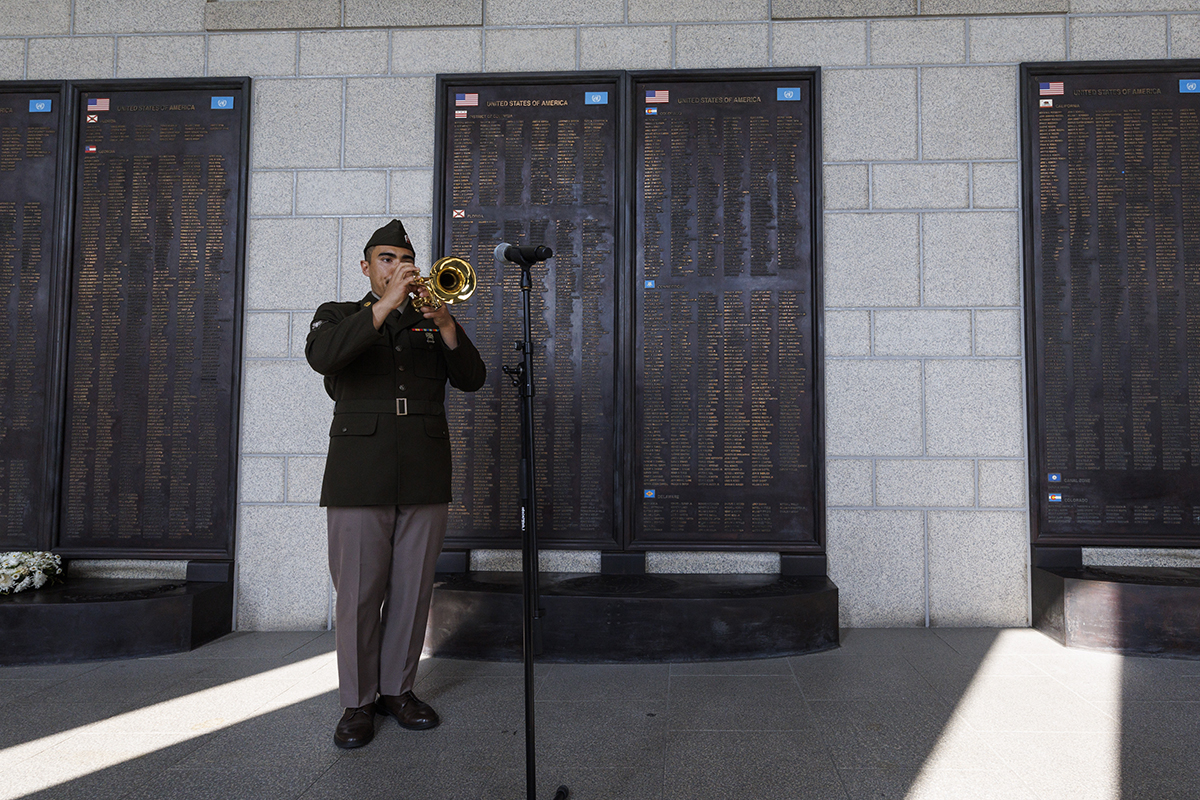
top-left (2, 628), bottom-right (1199, 799)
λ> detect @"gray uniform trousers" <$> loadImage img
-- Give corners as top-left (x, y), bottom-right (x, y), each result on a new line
top-left (327, 503), bottom-right (448, 709)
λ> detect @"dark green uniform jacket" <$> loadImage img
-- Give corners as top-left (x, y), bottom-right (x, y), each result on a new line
top-left (305, 293), bottom-right (487, 507)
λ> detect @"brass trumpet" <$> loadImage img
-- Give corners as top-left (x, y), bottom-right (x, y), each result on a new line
top-left (411, 256), bottom-right (476, 311)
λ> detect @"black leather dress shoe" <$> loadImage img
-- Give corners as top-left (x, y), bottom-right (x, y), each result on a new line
top-left (377, 691), bottom-right (440, 730)
top-left (333, 703), bottom-right (376, 749)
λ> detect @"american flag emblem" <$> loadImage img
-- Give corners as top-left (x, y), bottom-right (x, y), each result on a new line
top-left (455, 93), bottom-right (478, 107)
top-left (1039, 82), bottom-right (1063, 96)
top-left (88, 97), bottom-right (110, 111)
top-left (645, 89), bottom-right (669, 103)
top-left (452, 209), bottom-right (465, 218)
top-left (455, 110), bottom-right (467, 119)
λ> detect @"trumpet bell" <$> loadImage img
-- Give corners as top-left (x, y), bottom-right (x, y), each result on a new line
top-left (413, 256), bottom-right (476, 310)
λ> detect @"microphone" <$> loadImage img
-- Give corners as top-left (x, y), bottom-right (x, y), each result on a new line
top-left (494, 242), bottom-right (553, 266)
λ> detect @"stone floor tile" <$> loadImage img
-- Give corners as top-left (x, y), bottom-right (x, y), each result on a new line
top-left (536, 663), bottom-right (670, 703)
top-left (790, 654), bottom-right (944, 703)
top-left (667, 674), bottom-right (813, 731)
top-left (663, 729), bottom-right (847, 800)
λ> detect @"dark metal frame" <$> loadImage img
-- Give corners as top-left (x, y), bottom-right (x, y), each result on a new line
top-left (432, 68), bottom-right (825, 556)
top-left (625, 67), bottom-right (825, 554)
top-left (1021, 59), bottom-right (1200, 548)
top-left (0, 81), bottom-right (70, 553)
top-left (433, 71), bottom-right (627, 551)
top-left (47, 77), bottom-right (251, 560)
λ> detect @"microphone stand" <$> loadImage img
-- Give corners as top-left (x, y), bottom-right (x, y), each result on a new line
top-left (501, 254), bottom-right (569, 800)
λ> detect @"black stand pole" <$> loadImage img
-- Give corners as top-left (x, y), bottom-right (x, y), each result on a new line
top-left (502, 258), bottom-right (569, 800)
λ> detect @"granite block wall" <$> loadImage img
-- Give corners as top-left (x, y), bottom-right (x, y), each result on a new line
top-left (6, 0), bottom-right (1199, 629)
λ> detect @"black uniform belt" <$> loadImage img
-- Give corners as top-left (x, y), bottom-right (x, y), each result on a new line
top-left (334, 398), bottom-right (445, 416)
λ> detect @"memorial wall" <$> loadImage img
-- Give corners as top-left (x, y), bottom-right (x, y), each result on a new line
top-left (0, 85), bottom-right (63, 552)
top-left (1025, 62), bottom-right (1200, 548)
top-left (435, 70), bottom-right (822, 553)
top-left (0, 79), bottom-right (249, 559)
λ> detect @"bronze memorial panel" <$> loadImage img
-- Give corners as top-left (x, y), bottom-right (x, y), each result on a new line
top-left (631, 72), bottom-right (821, 550)
top-left (435, 76), bottom-right (621, 548)
top-left (1024, 62), bottom-right (1200, 547)
top-left (57, 83), bottom-right (248, 557)
top-left (0, 85), bottom-right (63, 551)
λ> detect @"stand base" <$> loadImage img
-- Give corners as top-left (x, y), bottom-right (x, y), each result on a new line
top-left (1033, 566), bottom-right (1200, 658)
top-left (427, 571), bottom-right (838, 662)
top-left (0, 578), bottom-right (234, 665)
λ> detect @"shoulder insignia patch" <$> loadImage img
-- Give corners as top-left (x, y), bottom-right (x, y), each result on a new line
top-left (310, 319), bottom-right (326, 331)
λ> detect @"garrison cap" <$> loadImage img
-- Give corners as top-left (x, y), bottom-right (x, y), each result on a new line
top-left (364, 219), bottom-right (414, 260)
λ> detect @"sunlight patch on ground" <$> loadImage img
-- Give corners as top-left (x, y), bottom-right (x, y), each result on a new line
top-left (906, 630), bottom-right (1124, 800)
top-left (1, 652), bottom-right (338, 800)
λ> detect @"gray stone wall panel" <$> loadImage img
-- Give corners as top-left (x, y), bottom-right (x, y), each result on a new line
top-left (484, 27), bottom-right (577, 73)
top-left (486, 0), bottom-right (623, 25)
top-left (1069, 14), bottom-right (1168, 60)
top-left (116, 35), bottom-right (206, 78)
top-left (389, 169), bottom-right (434, 217)
top-left (286, 456), bottom-right (327, 503)
top-left (824, 309), bottom-right (871, 356)
top-left (580, 26), bottom-right (672, 70)
top-left (239, 456), bottom-right (286, 503)
top-left (922, 210), bottom-right (1020, 307)
top-left (76, 0), bottom-right (204, 34)
top-left (295, 170), bottom-right (388, 216)
top-left (242, 359), bottom-right (333, 454)
top-left (874, 309), bottom-right (972, 356)
top-left (246, 217), bottom-right (340, 310)
top-left (823, 68), bottom-right (918, 162)
top-left (208, 32), bottom-right (298, 77)
top-left (300, 30), bottom-right (388, 76)
top-left (204, 0), bottom-right (340, 31)
top-left (826, 459), bottom-right (874, 506)
top-left (0, 39), bottom-right (26, 79)
top-left (630, 0), bottom-right (768, 23)
top-left (250, 171), bottom-right (296, 217)
top-left (823, 163), bottom-right (869, 210)
top-left (1072, 0), bottom-right (1195, 11)
top-left (971, 162), bottom-right (1019, 209)
top-left (243, 312), bottom-right (292, 358)
top-left (391, 28), bottom-right (482, 75)
top-left (967, 16), bottom-right (1066, 63)
top-left (825, 212), bottom-right (920, 307)
top-left (925, 359), bottom-right (1024, 457)
top-left (251, 79), bottom-right (342, 169)
top-left (826, 360), bottom-right (924, 456)
top-left (928, 510), bottom-right (1028, 626)
top-left (27, 37), bottom-right (115, 80)
top-left (924, 0), bottom-right (1065, 13)
top-left (978, 459), bottom-right (1026, 508)
top-left (675, 23), bottom-right (771, 69)
top-left (344, 0), bottom-right (483, 27)
top-left (772, 20), bottom-right (867, 66)
top-left (921, 66), bottom-right (1016, 161)
top-left (237, 504), bottom-right (329, 630)
top-left (772, 0), bottom-right (915, 20)
top-left (826, 509), bottom-right (926, 627)
top-left (1170, 14), bottom-right (1200, 57)
top-left (872, 162), bottom-right (969, 210)
top-left (344, 76), bottom-right (435, 167)
top-left (0, 0), bottom-right (71, 36)
top-left (876, 459), bottom-right (976, 507)
top-left (974, 309), bottom-right (1023, 357)
top-left (870, 18), bottom-right (965, 65)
